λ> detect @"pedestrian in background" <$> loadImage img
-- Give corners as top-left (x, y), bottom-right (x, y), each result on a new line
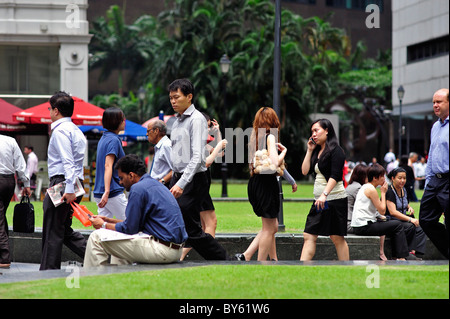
top-left (24, 145), bottom-right (38, 199)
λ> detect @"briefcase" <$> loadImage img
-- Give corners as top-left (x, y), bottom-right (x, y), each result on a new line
top-left (13, 195), bottom-right (35, 233)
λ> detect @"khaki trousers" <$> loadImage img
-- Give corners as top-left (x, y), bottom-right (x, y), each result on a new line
top-left (84, 229), bottom-right (182, 268)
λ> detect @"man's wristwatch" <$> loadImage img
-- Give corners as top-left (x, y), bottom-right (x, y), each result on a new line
top-left (160, 179), bottom-right (166, 185)
top-left (323, 191), bottom-right (329, 197)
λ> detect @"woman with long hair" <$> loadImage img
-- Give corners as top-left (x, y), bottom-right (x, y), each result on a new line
top-left (300, 119), bottom-right (349, 260)
top-left (236, 107), bottom-right (287, 261)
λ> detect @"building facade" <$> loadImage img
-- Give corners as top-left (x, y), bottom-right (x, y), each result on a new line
top-left (0, 0), bottom-right (91, 107)
top-left (0, 0), bottom-right (92, 161)
top-left (392, 0), bottom-right (449, 155)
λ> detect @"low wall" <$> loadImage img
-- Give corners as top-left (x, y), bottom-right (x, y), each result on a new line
top-left (8, 229), bottom-right (446, 263)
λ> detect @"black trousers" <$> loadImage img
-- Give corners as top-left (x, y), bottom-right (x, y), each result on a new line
top-left (353, 220), bottom-right (412, 259)
top-left (171, 171), bottom-right (228, 260)
top-left (419, 174), bottom-right (449, 259)
top-left (40, 176), bottom-right (87, 270)
top-left (0, 174), bottom-right (15, 264)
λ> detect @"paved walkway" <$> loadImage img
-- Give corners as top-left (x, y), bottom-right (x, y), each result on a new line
top-left (1, 260), bottom-right (448, 284)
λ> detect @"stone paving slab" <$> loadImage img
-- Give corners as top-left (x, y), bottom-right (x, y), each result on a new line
top-left (1, 260), bottom-right (448, 284)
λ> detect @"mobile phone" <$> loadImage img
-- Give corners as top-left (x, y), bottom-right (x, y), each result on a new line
top-left (316, 201), bottom-right (328, 212)
top-left (310, 137), bottom-right (316, 145)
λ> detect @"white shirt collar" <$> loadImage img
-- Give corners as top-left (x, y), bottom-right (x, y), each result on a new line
top-left (155, 135), bottom-right (169, 148)
top-left (51, 117), bottom-right (72, 130)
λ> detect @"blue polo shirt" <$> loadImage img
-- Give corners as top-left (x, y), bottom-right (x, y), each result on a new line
top-left (115, 175), bottom-right (188, 244)
top-left (93, 131), bottom-right (125, 198)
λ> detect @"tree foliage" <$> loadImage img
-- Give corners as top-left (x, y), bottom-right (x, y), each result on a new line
top-left (89, 0), bottom-right (391, 178)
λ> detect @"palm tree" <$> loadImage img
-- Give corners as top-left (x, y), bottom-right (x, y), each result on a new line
top-left (89, 0), bottom-right (372, 178)
top-left (89, 5), bottom-right (155, 95)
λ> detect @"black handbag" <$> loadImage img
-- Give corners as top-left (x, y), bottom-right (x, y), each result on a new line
top-left (13, 195), bottom-right (35, 233)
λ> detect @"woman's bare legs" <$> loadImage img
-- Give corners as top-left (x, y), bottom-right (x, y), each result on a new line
top-left (300, 232), bottom-right (318, 261)
top-left (330, 235), bottom-right (349, 260)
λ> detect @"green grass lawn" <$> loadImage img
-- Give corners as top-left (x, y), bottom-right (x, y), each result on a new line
top-left (1, 265), bottom-right (448, 299)
top-left (3, 183), bottom-right (446, 300)
top-left (6, 182), bottom-right (424, 233)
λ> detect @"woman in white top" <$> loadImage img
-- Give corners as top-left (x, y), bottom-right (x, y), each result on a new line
top-left (351, 164), bottom-right (411, 260)
top-left (346, 164), bottom-right (387, 260)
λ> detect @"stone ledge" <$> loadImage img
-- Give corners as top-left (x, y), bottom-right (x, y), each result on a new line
top-left (8, 228), bottom-right (446, 263)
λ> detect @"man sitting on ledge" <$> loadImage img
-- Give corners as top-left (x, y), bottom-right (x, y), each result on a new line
top-left (84, 154), bottom-right (188, 268)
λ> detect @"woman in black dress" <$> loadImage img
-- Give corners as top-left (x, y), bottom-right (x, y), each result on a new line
top-left (237, 107), bottom-right (287, 261)
top-left (300, 119), bottom-right (349, 260)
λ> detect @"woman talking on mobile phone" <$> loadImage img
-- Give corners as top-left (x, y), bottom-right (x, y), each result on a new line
top-left (300, 119), bottom-right (349, 261)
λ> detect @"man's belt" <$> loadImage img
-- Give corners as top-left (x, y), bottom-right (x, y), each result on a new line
top-left (153, 237), bottom-right (184, 250)
top-left (435, 172), bottom-right (449, 179)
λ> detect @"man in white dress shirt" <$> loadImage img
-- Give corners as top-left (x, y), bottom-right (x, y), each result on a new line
top-left (40, 92), bottom-right (88, 270)
top-left (0, 134), bottom-right (30, 268)
top-left (147, 120), bottom-right (173, 188)
top-left (24, 145), bottom-right (38, 198)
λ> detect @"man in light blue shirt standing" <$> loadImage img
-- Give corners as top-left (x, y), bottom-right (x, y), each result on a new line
top-left (40, 92), bottom-right (88, 270)
top-left (419, 88), bottom-right (449, 259)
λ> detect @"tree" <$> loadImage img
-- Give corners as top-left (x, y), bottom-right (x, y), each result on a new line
top-left (89, 1), bottom-right (385, 178)
top-left (89, 5), bottom-right (157, 95)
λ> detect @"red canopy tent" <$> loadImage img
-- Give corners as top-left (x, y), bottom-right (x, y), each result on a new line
top-left (0, 98), bottom-right (28, 132)
top-left (13, 96), bottom-right (104, 126)
top-left (141, 115), bottom-right (175, 128)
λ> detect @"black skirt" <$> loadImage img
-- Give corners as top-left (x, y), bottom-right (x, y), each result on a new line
top-left (200, 169), bottom-right (215, 211)
top-left (248, 174), bottom-right (280, 219)
top-left (304, 197), bottom-right (348, 236)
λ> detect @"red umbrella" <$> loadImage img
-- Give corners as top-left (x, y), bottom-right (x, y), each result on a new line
top-left (13, 96), bottom-right (104, 126)
top-left (0, 98), bottom-right (27, 131)
top-left (141, 115), bottom-right (175, 128)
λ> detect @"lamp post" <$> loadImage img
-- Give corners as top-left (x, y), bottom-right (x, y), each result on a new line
top-left (397, 85), bottom-right (405, 158)
top-left (138, 86), bottom-right (146, 121)
top-left (273, 0), bottom-right (285, 232)
top-left (138, 86), bottom-right (146, 157)
top-left (220, 54), bottom-right (231, 197)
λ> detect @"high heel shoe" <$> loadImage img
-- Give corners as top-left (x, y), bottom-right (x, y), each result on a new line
top-left (234, 253), bottom-right (246, 261)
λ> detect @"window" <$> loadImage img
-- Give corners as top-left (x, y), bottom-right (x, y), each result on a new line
top-left (407, 35), bottom-right (449, 64)
top-left (326, 0), bottom-right (384, 12)
top-left (0, 46), bottom-right (60, 95)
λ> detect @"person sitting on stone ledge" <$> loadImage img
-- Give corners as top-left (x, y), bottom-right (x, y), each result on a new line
top-left (346, 164), bottom-right (387, 261)
top-left (351, 164), bottom-right (414, 260)
top-left (83, 154), bottom-right (188, 267)
top-left (386, 167), bottom-right (426, 260)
